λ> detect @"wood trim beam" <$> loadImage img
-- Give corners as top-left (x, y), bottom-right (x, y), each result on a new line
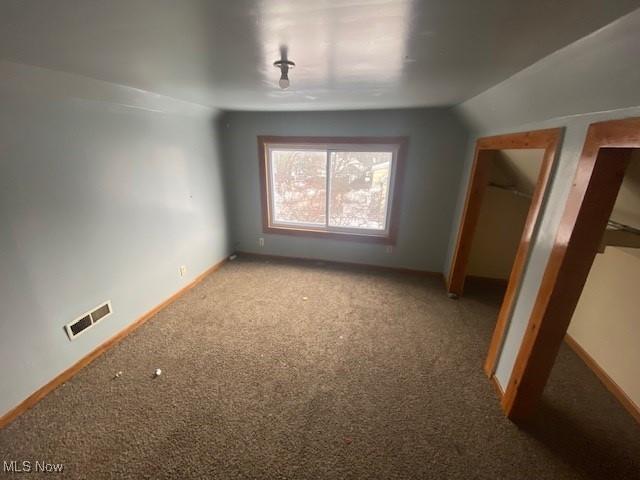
top-left (447, 127), bottom-right (562, 298)
top-left (446, 128), bottom-right (562, 391)
top-left (483, 132), bottom-right (561, 377)
top-left (0, 258), bottom-right (227, 429)
top-left (501, 117), bottom-right (640, 421)
top-left (447, 148), bottom-right (494, 295)
top-left (476, 129), bottom-right (562, 150)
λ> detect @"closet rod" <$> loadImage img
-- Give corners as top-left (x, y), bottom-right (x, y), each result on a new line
top-left (489, 182), bottom-right (640, 236)
top-left (606, 219), bottom-right (640, 236)
top-left (488, 182), bottom-right (532, 199)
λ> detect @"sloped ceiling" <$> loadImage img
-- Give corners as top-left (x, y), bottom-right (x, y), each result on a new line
top-left (491, 149), bottom-right (640, 230)
top-left (0, 0), bottom-right (639, 110)
top-left (490, 149), bottom-right (544, 197)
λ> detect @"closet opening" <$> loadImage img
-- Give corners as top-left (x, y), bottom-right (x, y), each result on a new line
top-left (563, 151), bottom-right (640, 423)
top-left (501, 117), bottom-right (640, 422)
top-left (465, 149), bottom-right (545, 290)
top-left (447, 129), bottom-right (562, 384)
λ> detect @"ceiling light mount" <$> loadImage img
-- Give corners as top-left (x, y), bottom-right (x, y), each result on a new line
top-left (274, 59), bottom-right (295, 89)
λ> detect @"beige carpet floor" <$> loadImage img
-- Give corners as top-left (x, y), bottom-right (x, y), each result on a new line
top-left (1, 255), bottom-right (639, 479)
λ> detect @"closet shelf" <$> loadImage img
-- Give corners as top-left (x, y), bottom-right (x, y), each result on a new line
top-left (598, 221), bottom-right (640, 252)
top-left (488, 183), bottom-right (639, 252)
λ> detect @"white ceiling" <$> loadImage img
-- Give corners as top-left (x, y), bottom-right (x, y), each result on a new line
top-left (0, 0), bottom-right (639, 110)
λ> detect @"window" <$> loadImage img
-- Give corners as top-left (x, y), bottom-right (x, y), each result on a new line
top-left (259, 136), bottom-right (407, 243)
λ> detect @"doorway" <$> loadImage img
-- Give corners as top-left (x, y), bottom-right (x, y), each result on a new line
top-left (447, 129), bottom-right (562, 381)
top-left (501, 117), bottom-right (640, 421)
top-left (466, 149), bottom-right (545, 286)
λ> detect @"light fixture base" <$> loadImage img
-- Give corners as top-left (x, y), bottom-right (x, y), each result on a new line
top-left (273, 60), bottom-right (295, 69)
top-left (274, 59), bottom-right (295, 89)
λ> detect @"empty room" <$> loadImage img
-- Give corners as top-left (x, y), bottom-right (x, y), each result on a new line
top-left (1, 1), bottom-right (640, 478)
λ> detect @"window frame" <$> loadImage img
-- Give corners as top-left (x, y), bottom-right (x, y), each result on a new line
top-left (258, 136), bottom-right (408, 244)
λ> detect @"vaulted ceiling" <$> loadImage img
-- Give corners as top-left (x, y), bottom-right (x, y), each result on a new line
top-left (492, 149), bottom-right (640, 230)
top-left (1, 0), bottom-right (639, 110)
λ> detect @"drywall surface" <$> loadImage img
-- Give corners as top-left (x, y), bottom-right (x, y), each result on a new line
top-left (567, 247), bottom-right (640, 408)
top-left (0, 61), bottom-right (230, 416)
top-left (467, 187), bottom-right (531, 280)
top-left (493, 149), bottom-right (545, 196)
top-left (221, 109), bottom-right (468, 272)
top-left (467, 150), bottom-right (543, 280)
top-left (457, 9), bottom-right (640, 133)
top-left (3, 1), bottom-right (638, 111)
top-left (448, 8), bottom-right (640, 389)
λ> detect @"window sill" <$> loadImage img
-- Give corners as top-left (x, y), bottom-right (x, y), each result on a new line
top-left (263, 225), bottom-right (395, 245)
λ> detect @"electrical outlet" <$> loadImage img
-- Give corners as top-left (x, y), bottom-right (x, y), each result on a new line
top-left (179, 265), bottom-right (187, 277)
top-left (259, 237), bottom-right (265, 248)
top-left (386, 245), bottom-right (393, 254)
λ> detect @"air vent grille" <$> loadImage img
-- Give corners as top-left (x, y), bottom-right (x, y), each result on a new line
top-left (65, 301), bottom-right (113, 340)
top-left (70, 315), bottom-right (91, 336)
top-left (91, 303), bottom-right (110, 323)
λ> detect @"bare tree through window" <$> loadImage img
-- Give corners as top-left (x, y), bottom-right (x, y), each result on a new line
top-left (267, 143), bottom-right (398, 236)
top-left (271, 150), bottom-right (326, 225)
top-left (329, 152), bottom-right (392, 229)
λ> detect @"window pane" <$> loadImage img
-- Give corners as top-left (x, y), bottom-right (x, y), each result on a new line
top-left (271, 149), bottom-right (327, 226)
top-left (328, 151), bottom-right (393, 230)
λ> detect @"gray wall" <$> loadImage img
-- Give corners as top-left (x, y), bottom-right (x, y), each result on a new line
top-left (447, 8), bottom-right (640, 389)
top-left (0, 61), bottom-right (230, 416)
top-left (221, 109), bottom-right (468, 272)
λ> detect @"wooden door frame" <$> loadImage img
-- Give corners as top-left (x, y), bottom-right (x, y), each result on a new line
top-left (446, 128), bottom-right (563, 378)
top-left (502, 117), bottom-right (640, 421)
